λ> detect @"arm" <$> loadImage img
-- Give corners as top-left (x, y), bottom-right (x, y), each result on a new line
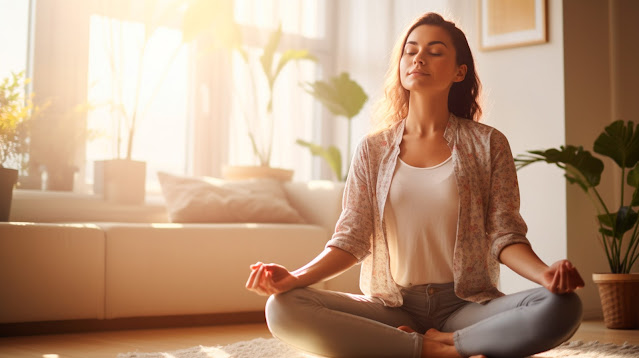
top-left (246, 139), bottom-right (373, 296)
top-left (245, 246), bottom-right (358, 296)
top-left (499, 243), bottom-right (585, 294)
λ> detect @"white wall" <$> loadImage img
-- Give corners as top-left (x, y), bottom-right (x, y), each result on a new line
top-left (452, 0), bottom-right (568, 294)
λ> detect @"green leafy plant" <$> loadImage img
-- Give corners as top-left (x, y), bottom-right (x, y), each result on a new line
top-left (297, 73), bottom-right (368, 181)
top-left (0, 71), bottom-right (40, 172)
top-left (515, 120), bottom-right (639, 273)
top-left (184, 2), bottom-right (316, 167)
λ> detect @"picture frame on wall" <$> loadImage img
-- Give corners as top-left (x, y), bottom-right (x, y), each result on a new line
top-left (479, 0), bottom-right (548, 51)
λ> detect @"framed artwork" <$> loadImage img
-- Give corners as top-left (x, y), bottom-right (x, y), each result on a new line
top-left (478, 0), bottom-right (547, 51)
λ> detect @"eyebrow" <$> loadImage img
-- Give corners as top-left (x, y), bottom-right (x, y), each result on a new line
top-left (406, 40), bottom-right (448, 47)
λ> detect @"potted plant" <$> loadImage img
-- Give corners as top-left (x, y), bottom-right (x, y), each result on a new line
top-left (0, 72), bottom-right (30, 220)
top-left (0, 71), bottom-right (41, 220)
top-left (181, 1), bottom-right (317, 180)
top-left (218, 24), bottom-right (317, 181)
top-left (296, 72), bottom-right (368, 181)
top-left (94, 0), bottom-right (209, 204)
top-left (30, 103), bottom-right (95, 192)
top-left (515, 119), bottom-right (639, 329)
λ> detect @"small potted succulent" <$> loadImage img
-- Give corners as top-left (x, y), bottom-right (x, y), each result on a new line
top-left (515, 119), bottom-right (639, 329)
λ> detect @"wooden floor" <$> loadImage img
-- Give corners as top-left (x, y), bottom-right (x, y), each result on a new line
top-left (0, 320), bottom-right (637, 358)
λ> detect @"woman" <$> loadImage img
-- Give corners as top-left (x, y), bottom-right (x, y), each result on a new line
top-left (246, 13), bottom-right (584, 358)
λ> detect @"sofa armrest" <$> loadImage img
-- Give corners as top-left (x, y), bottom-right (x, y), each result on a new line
top-left (0, 222), bottom-right (106, 323)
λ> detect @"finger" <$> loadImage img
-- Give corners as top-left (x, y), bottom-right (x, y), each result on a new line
top-left (252, 265), bottom-right (265, 290)
top-left (549, 266), bottom-right (560, 293)
top-left (576, 270), bottom-right (585, 288)
top-left (245, 266), bottom-right (260, 289)
top-left (558, 263), bottom-right (567, 293)
top-left (250, 262), bottom-right (263, 270)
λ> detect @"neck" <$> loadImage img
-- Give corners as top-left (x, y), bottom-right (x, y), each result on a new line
top-left (405, 91), bottom-right (450, 137)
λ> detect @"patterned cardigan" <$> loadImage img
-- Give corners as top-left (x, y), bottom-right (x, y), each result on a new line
top-left (326, 115), bottom-right (530, 306)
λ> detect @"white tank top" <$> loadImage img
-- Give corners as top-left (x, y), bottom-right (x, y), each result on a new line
top-left (384, 156), bottom-right (459, 287)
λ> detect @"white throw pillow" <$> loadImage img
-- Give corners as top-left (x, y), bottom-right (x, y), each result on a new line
top-left (157, 171), bottom-right (306, 224)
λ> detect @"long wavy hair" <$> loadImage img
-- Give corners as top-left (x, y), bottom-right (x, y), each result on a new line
top-left (372, 13), bottom-right (482, 132)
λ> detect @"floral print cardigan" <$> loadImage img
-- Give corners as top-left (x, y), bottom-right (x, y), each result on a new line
top-left (326, 115), bottom-right (530, 306)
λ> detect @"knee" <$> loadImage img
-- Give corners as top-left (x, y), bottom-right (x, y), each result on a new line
top-left (265, 288), bottom-right (312, 337)
top-left (540, 290), bottom-right (583, 340)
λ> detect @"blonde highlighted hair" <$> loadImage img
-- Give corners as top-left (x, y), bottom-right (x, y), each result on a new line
top-left (372, 13), bottom-right (482, 132)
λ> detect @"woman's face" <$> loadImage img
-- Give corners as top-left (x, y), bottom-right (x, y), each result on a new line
top-left (399, 24), bottom-right (467, 94)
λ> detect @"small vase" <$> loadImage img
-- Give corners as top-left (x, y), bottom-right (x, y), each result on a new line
top-left (592, 273), bottom-right (639, 329)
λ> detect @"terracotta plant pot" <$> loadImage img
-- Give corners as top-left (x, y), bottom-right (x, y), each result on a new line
top-left (222, 165), bottom-right (294, 182)
top-left (592, 273), bottom-right (639, 329)
top-left (0, 167), bottom-right (18, 221)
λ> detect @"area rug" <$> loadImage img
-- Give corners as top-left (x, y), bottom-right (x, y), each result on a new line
top-left (118, 338), bottom-right (639, 358)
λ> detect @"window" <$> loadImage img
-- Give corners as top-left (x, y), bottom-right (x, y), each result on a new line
top-left (86, 13), bottom-right (189, 192)
top-left (0, 0), bottom-right (30, 80)
top-left (227, 0), bottom-right (334, 181)
top-left (0, 0), bottom-right (32, 173)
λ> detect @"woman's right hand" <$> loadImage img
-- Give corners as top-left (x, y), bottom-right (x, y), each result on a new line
top-left (245, 262), bottom-right (300, 296)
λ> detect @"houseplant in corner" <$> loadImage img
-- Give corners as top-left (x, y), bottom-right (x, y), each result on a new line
top-left (220, 24), bottom-right (317, 181)
top-left (515, 120), bottom-right (639, 329)
top-left (296, 72), bottom-right (368, 181)
top-left (0, 71), bottom-right (36, 220)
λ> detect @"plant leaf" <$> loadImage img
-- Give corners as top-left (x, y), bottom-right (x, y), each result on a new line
top-left (598, 213), bottom-right (615, 229)
top-left (616, 206), bottom-right (638, 237)
top-left (296, 139), bottom-right (342, 180)
top-left (628, 164), bottom-right (639, 188)
top-left (598, 208), bottom-right (638, 238)
top-left (303, 73), bottom-right (368, 119)
top-left (516, 145), bottom-right (604, 187)
top-left (593, 120), bottom-right (639, 169)
top-left (629, 165), bottom-right (639, 206)
top-left (599, 227), bottom-right (615, 238)
top-left (260, 24), bottom-right (282, 89)
top-left (273, 50), bottom-right (316, 85)
top-left (565, 174), bottom-right (588, 192)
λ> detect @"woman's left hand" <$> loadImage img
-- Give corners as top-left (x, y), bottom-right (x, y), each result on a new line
top-left (540, 260), bottom-right (585, 294)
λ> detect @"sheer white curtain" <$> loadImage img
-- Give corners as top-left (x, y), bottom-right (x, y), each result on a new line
top-left (86, 2), bottom-right (190, 193)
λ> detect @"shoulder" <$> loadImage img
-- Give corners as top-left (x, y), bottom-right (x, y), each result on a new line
top-left (456, 118), bottom-right (510, 147)
top-left (359, 120), bottom-right (403, 150)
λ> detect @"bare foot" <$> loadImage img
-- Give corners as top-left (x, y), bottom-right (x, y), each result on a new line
top-left (421, 338), bottom-right (461, 358)
top-left (424, 328), bottom-right (455, 345)
top-left (421, 328), bottom-right (487, 358)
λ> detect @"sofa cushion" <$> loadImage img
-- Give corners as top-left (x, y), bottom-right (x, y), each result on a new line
top-left (158, 172), bottom-right (305, 224)
top-left (99, 223), bottom-right (328, 318)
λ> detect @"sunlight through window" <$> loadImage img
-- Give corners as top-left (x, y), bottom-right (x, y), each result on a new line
top-left (86, 14), bottom-right (189, 192)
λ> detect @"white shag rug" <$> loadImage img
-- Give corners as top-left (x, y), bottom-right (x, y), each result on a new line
top-left (118, 338), bottom-right (639, 358)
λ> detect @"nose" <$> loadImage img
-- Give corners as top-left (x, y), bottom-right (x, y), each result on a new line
top-left (413, 52), bottom-right (425, 65)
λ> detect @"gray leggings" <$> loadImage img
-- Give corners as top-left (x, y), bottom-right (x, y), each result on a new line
top-left (265, 283), bottom-right (582, 358)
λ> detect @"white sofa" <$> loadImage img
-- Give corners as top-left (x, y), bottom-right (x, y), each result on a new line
top-left (0, 181), bottom-right (361, 327)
